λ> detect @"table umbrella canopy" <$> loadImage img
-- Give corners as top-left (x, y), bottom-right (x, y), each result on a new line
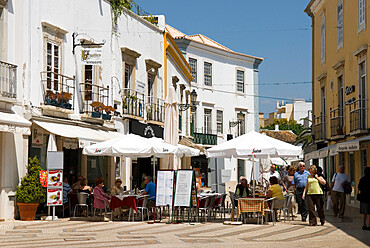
top-left (206, 130), bottom-right (302, 159)
top-left (82, 134), bottom-right (180, 158)
top-left (148, 137), bottom-right (200, 157)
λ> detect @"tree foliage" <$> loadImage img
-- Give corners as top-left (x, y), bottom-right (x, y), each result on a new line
top-left (110, 0), bottom-right (133, 35)
top-left (293, 117), bottom-right (313, 149)
top-left (261, 118), bottom-right (304, 135)
top-left (16, 157), bottom-right (46, 203)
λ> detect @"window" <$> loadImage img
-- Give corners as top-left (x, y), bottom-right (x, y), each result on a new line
top-left (204, 109), bottom-right (212, 134)
top-left (84, 65), bottom-right (93, 100)
top-left (337, 0), bottom-right (344, 47)
top-left (359, 61), bottom-right (367, 129)
top-left (124, 64), bottom-right (132, 89)
top-left (189, 58), bottom-right (197, 83)
top-left (237, 112), bottom-right (246, 136)
top-left (236, 70), bottom-right (245, 92)
top-left (337, 75), bottom-right (344, 126)
top-left (204, 62), bottom-right (212, 86)
top-left (358, 0), bottom-right (366, 31)
top-left (321, 14), bottom-right (326, 62)
top-left (46, 42), bottom-right (60, 91)
top-left (360, 149), bottom-right (368, 178)
top-left (217, 110), bottom-right (223, 134)
top-left (148, 73), bottom-right (154, 98)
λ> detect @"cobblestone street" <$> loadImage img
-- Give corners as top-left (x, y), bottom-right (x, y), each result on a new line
top-left (1, 210), bottom-right (369, 248)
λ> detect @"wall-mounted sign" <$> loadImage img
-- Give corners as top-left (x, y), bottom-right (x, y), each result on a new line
top-left (63, 138), bottom-right (78, 149)
top-left (337, 141), bottom-right (359, 152)
top-left (345, 97), bottom-right (356, 105)
top-left (81, 48), bottom-right (102, 64)
top-left (345, 85), bottom-right (355, 95)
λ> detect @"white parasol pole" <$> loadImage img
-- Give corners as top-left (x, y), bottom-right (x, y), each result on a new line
top-left (252, 155), bottom-right (255, 198)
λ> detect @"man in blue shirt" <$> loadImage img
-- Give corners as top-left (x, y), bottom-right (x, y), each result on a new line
top-left (292, 162), bottom-right (310, 222)
top-left (143, 176), bottom-right (156, 207)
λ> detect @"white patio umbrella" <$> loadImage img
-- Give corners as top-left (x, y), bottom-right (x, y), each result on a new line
top-left (163, 86), bottom-right (179, 170)
top-left (82, 133), bottom-right (179, 158)
top-left (148, 137), bottom-right (200, 157)
top-left (206, 130), bottom-right (302, 196)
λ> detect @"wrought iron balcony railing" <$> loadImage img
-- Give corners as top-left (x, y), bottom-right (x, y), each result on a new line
top-left (41, 71), bottom-right (74, 110)
top-left (146, 96), bottom-right (164, 123)
top-left (349, 99), bottom-right (368, 133)
top-left (313, 114), bottom-right (326, 141)
top-left (122, 88), bottom-right (145, 118)
top-left (0, 61), bottom-right (17, 99)
top-left (330, 108), bottom-right (345, 137)
top-left (80, 82), bottom-right (109, 118)
top-left (193, 128), bottom-right (217, 145)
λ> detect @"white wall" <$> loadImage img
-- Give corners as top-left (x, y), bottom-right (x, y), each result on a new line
top-left (293, 100), bottom-right (312, 125)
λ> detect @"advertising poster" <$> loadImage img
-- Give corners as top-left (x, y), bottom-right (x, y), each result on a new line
top-left (47, 170), bottom-right (63, 187)
top-left (47, 188), bottom-right (63, 206)
top-left (39, 171), bottom-right (47, 187)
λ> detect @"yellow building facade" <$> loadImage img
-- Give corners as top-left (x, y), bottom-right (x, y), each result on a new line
top-left (305, 0), bottom-right (369, 207)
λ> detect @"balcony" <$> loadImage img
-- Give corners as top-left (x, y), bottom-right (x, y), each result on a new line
top-left (122, 88), bottom-right (144, 119)
top-left (349, 99), bottom-right (368, 134)
top-left (193, 128), bottom-right (217, 145)
top-left (80, 82), bottom-right (110, 121)
top-left (146, 96), bottom-right (164, 123)
top-left (330, 108), bottom-right (345, 139)
top-left (0, 61), bottom-right (17, 100)
top-left (313, 115), bottom-right (326, 142)
top-left (41, 71), bottom-right (74, 117)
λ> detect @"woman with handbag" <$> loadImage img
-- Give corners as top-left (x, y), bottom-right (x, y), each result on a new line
top-left (358, 167), bottom-right (370, 231)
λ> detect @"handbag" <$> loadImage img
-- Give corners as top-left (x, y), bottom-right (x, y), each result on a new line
top-left (326, 195), bottom-right (333, 210)
top-left (343, 181), bottom-right (352, 195)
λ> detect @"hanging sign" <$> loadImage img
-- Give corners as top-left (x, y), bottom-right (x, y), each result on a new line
top-left (47, 188), bottom-right (63, 206)
top-left (39, 171), bottom-right (48, 187)
top-left (47, 151), bottom-right (64, 170)
top-left (81, 48), bottom-right (102, 64)
top-left (337, 141), bottom-right (359, 152)
top-left (174, 170), bottom-right (193, 207)
top-left (155, 170), bottom-right (174, 206)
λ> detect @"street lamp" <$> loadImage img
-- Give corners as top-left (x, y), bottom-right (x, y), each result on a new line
top-left (178, 89), bottom-right (197, 112)
top-left (229, 111), bottom-right (244, 128)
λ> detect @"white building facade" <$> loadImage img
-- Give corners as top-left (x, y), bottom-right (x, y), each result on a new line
top-left (166, 25), bottom-right (263, 192)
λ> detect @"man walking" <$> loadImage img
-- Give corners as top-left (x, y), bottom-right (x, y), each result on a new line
top-left (292, 162), bottom-right (310, 221)
top-left (330, 165), bottom-right (350, 218)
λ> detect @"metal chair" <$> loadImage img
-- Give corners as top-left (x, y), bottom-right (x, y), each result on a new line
top-left (213, 194), bottom-right (227, 220)
top-left (73, 193), bottom-right (89, 217)
top-left (263, 197), bottom-right (276, 225)
top-left (281, 194), bottom-right (293, 221)
top-left (136, 195), bottom-right (149, 221)
top-left (93, 196), bottom-right (112, 221)
top-left (198, 196), bottom-right (212, 223)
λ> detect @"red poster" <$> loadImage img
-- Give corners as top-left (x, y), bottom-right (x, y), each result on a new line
top-left (39, 171), bottom-right (47, 187)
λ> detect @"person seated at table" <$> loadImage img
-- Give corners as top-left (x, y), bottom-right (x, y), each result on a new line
top-left (111, 178), bottom-right (125, 219)
top-left (266, 176), bottom-right (284, 221)
top-left (142, 176), bottom-right (155, 208)
top-left (235, 177), bottom-right (251, 198)
top-left (78, 178), bottom-right (92, 194)
top-left (93, 177), bottom-right (111, 213)
top-left (72, 175), bottom-right (83, 193)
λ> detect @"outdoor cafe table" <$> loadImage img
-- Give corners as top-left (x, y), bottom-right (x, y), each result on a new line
top-left (110, 195), bottom-right (137, 212)
top-left (237, 197), bottom-right (268, 217)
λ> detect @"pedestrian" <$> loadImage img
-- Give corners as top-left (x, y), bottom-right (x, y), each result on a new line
top-left (303, 165), bottom-right (326, 226)
top-left (358, 167), bottom-right (370, 231)
top-left (292, 161), bottom-right (310, 222)
top-left (330, 165), bottom-right (350, 218)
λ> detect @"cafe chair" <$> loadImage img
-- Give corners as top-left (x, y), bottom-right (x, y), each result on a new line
top-left (263, 197), bottom-right (276, 225)
top-left (228, 192), bottom-right (237, 221)
top-left (198, 196), bottom-right (212, 223)
top-left (73, 193), bottom-right (89, 217)
top-left (136, 195), bottom-right (149, 221)
top-left (213, 194), bottom-right (227, 220)
top-left (281, 194), bottom-right (293, 221)
top-left (93, 198), bottom-right (112, 221)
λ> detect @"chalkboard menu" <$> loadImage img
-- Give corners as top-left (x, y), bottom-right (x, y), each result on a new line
top-left (173, 170), bottom-right (194, 207)
top-left (156, 171), bottom-right (174, 206)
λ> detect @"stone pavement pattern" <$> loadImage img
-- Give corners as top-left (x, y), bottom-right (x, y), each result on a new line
top-left (0, 216), bottom-right (369, 248)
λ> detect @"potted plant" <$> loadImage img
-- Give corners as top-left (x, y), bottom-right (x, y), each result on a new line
top-left (16, 157), bottom-right (46, 221)
top-left (61, 92), bottom-right (73, 109)
top-left (45, 90), bottom-right (57, 106)
top-left (102, 105), bottom-right (115, 120)
top-left (90, 101), bottom-right (105, 118)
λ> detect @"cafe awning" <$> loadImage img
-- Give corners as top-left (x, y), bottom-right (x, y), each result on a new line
top-left (33, 120), bottom-right (122, 148)
top-left (0, 111), bottom-right (31, 135)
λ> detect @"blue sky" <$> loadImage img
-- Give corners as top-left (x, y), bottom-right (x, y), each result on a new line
top-left (134, 0), bottom-right (312, 116)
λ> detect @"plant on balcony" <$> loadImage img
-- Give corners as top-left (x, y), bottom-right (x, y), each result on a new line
top-left (90, 101), bottom-right (105, 118)
top-left (16, 157), bottom-right (46, 220)
top-left (103, 105), bottom-right (115, 120)
top-left (146, 105), bottom-right (153, 119)
top-left (45, 90), bottom-right (57, 106)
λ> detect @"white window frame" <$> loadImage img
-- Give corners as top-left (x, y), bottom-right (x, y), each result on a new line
top-left (216, 110), bottom-right (223, 134)
top-left (358, 0), bottom-right (366, 33)
top-left (204, 62), bottom-right (212, 87)
top-left (204, 108), bottom-right (212, 134)
top-left (236, 70), bottom-right (245, 93)
top-left (320, 13), bottom-right (326, 63)
top-left (46, 41), bottom-right (61, 91)
top-left (189, 58), bottom-right (197, 83)
top-left (337, 0), bottom-right (344, 49)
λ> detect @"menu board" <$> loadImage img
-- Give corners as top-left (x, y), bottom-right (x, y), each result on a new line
top-left (47, 188), bottom-right (63, 206)
top-left (47, 170), bottom-right (63, 187)
top-left (156, 171), bottom-right (174, 206)
top-left (174, 170), bottom-right (193, 207)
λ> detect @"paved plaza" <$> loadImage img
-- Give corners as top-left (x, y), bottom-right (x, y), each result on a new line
top-left (0, 210), bottom-right (369, 248)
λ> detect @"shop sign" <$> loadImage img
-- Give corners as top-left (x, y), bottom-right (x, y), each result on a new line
top-left (32, 128), bottom-right (44, 148)
top-left (47, 188), bottom-right (63, 206)
top-left (345, 85), bottom-right (355, 95)
top-left (79, 139), bottom-right (97, 148)
top-left (329, 147), bottom-right (338, 156)
top-left (345, 97), bottom-right (356, 105)
top-left (221, 169), bottom-right (232, 183)
top-left (81, 48), bottom-right (102, 64)
top-left (63, 138), bottom-right (78, 149)
top-left (337, 141), bottom-right (359, 152)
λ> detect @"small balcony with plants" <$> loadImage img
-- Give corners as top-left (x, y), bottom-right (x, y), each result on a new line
top-left (349, 99), bottom-right (368, 134)
top-left (313, 114), bottom-right (326, 142)
top-left (146, 96), bottom-right (164, 124)
top-left (330, 107), bottom-right (345, 139)
top-left (193, 128), bottom-right (217, 146)
top-left (0, 60), bottom-right (17, 103)
top-left (41, 71), bottom-right (74, 118)
top-left (80, 82), bottom-right (114, 122)
top-left (122, 88), bottom-right (145, 119)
